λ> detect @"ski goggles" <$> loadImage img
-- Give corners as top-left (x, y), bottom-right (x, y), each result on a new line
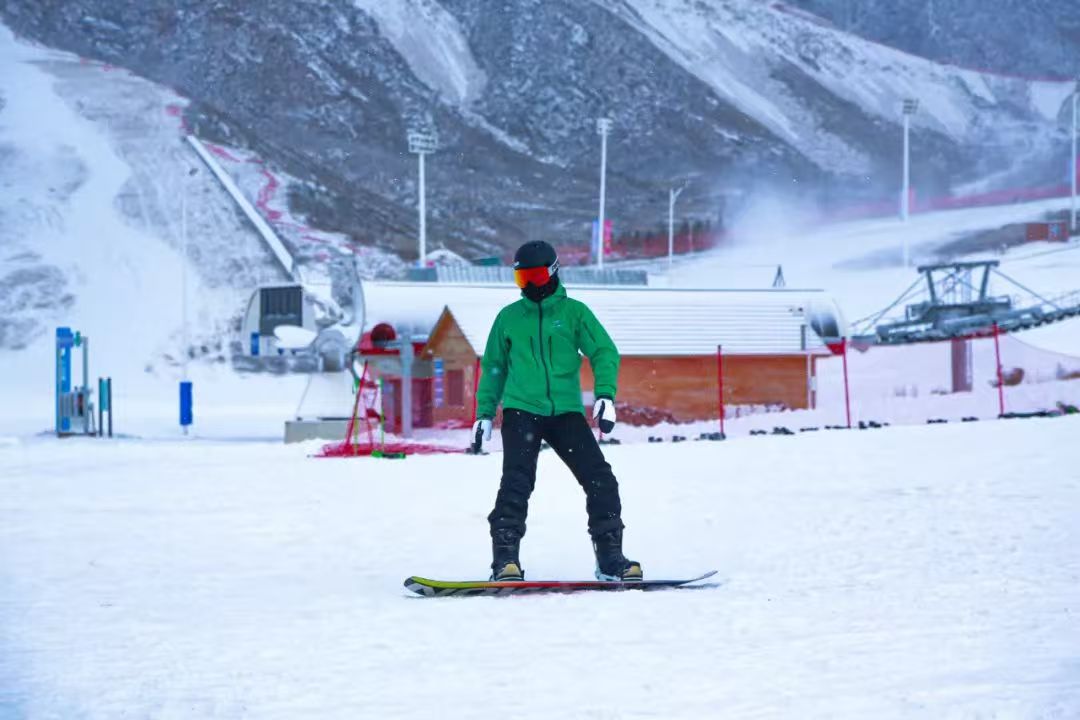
top-left (513, 259), bottom-right (559, 289)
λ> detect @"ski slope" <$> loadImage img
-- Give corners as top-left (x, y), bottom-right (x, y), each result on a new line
top-left (0, 24), bottom-right (306, 436)
top-left (652, 195), bottom-right (1080, 327)
top-left (2, 416), bottom-right (1079, 718)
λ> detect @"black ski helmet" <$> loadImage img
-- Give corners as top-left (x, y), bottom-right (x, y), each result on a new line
top-left (513, 240), bottom-right (558, 270)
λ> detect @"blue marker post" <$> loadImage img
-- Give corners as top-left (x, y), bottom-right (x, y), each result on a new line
top-left (180, 381), bottom-right (193, 435)
top-left (56, 327), bottom-right (74, 434)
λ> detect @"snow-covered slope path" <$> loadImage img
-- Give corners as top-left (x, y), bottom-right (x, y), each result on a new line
top-left (645, 195), bottom-right (1080, 327)
top-left (2, 416), bottom-right (1078, 718)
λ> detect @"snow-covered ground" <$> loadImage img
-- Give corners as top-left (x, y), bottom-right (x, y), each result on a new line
top-left (3, 415), bottom-right (1079, 718)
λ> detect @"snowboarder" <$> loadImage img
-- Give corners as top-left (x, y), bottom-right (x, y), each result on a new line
top-left (471, 240), bottom-right (642, 582)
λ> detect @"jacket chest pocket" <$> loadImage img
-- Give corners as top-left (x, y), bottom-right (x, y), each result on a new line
top-left (505, 327), bottom-right (536, 370)
top-left (547, 328), bottom-right (581, 376)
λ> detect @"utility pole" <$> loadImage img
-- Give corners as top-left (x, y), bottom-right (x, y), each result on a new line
top-left (407, 130), bottom-right (438, 267)
top-left (180, 165), bottom-right (198, 435)
top-left (596, 118), bottom-right (612, 269)
top-left (181, 171), bottom-right (188, 387)
top-left (1072, 80), bottom-right (1078, 234)
top-left (668, 184), bottom-right (686, 270)
top-left (901, 98), bottom-right (919, 266)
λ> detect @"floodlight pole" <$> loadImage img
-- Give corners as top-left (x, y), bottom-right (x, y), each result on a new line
top-left (901, 98), bottom-right (919, 266)
top-left (668, 184), bottom-right (686, 270)
top-left (1072, 81), bottom-right (1078, 234)
top-left (181, 169), bottom-right (189, 387)
top-left (180, 165), bottom-right (198, 435)
top-left (418, 152), bottom-right (427, 264)
top-left (596, 118), bottom-right (612, 269)
top-left (408, 130), bottom-right (437, 267)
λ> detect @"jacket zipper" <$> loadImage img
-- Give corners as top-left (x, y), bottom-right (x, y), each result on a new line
top-left (537, 304), bottom-right (555, 415)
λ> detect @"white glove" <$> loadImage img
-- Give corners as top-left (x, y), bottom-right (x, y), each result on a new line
top-left (592, 397), bottom-right (616, 434)
top-left (471, 418), bottom-right (493, 453)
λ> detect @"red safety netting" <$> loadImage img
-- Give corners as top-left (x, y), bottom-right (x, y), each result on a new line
top-left (318, 440), bottom-right (465, 458)
top-left (315, 361), bottom-right (468, 458)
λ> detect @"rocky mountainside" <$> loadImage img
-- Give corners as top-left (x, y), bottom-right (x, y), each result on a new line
top-left (787, 0), bottom-right (1080, 80)
top-left (2, 0), bottom-right (1074, 262)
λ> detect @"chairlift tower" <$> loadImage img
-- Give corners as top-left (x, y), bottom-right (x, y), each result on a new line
top-left (870, 260), bottom-right (1080, 343)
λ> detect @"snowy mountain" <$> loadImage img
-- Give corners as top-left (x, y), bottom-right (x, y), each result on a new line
top-left (1, 0), bottom-right (1075, 259)
top-left (787, 0), bottom-right (1080, 80)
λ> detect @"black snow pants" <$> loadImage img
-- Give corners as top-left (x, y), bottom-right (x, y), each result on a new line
top-left (488, 409), bottom-right (624, 542)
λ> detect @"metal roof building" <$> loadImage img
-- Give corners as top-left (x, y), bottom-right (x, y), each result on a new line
top-left (284, 280), bottom-right (848, 437)
top-left (358, 281), bottom-right (846, 356)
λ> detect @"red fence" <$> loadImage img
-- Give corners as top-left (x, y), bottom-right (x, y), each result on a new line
top-left (557, 226), bottom-right (728, 266)
top-left (557, 180), bottom-right (1075, 267)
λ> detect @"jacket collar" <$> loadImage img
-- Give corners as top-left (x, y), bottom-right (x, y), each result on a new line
top-left (519, 282), bottom-right (567, 309)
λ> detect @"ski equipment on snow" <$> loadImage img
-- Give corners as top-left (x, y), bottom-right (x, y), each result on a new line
top-left (403, 571), bottom-right (718, 597)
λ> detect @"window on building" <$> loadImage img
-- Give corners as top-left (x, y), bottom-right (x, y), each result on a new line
top-left (259, 286), bottom-right (303, 335)
top-left (447, 368), bottom-right (465, 407)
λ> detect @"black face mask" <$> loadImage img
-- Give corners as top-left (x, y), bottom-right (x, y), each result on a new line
top-left (522, 275), bottom-right (559, 303)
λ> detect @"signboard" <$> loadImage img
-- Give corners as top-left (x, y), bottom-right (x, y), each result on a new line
top-left (433, 358), bottom-right (444, 408)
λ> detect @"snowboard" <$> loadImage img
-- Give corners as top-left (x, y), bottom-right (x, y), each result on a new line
top-left (404, 570), bottom-right (718, 597)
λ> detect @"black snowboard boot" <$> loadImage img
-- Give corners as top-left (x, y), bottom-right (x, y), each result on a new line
top-left (490, 529), bottom-right (524, 581)
top-left (592, 529), bottom-right (642, 581)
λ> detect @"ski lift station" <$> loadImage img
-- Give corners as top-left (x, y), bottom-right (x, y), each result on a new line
top-left (248, 279), bottom-right (846, 443)
top-left (237, 283), bottom-right (353, 374)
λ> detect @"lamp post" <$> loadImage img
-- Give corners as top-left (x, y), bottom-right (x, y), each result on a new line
top-left (901, 98), bottom-right (919, 266)
top-left (180, 165), bottom-right (198, 435)
top-left (407, 129), bottom-right (438, 267)
top-left (668, 184), bottom-right (686, 270)
top-left (1071, 80), bottom-right (1078, 233)
top-left (596, 117), bottom-right (612, 269)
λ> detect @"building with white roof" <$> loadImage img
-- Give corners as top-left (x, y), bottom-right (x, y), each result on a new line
top-left (352, 281), bottom-right (845, 429)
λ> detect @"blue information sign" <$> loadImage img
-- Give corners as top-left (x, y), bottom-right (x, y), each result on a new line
top-left (433, 358), bottom-right (444, 408)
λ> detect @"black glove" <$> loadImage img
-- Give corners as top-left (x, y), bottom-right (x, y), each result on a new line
top-left (471, 418), bottom-right (493, 453)
top-left (592, 397), bottom-right (616, 434)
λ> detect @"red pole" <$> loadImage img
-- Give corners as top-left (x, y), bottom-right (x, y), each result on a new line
top-left (717, 344), bottom-right (725, 436)
top-left (992, 322), bottom-right (1006, 417)
top-left (841, 337), bottom-right (852, 429)
top-left (470, 357), bottom-right (482, 425)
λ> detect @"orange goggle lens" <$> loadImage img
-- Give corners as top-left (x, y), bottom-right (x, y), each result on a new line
top-left (513, 262), bottom-right (558, 289)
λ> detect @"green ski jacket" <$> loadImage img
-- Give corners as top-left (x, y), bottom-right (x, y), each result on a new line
top-left (476, 284), bottom-right (619, 419)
